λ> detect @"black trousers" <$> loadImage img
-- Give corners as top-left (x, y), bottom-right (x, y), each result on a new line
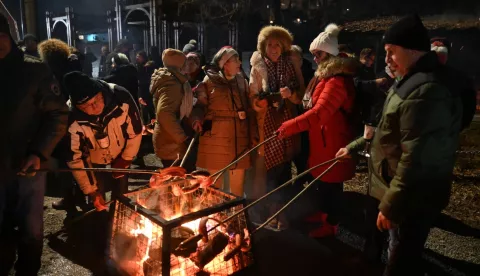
top-left (311, 180), bottom-right (344, 225)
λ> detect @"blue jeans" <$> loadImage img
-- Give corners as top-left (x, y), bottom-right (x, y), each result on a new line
top-left (0, 172), bottom-right (46, 276)
top-left (384, 213), bottom-right (437, 276)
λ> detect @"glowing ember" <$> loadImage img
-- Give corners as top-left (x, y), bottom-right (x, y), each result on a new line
top-left (129, 216), bottom-right (154, 276)
top-left (112, 185), bottom-right (253, 276)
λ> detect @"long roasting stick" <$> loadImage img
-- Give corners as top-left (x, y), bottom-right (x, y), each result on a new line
top-left (210, 134), bottom-right (278, 178)
top-left (177, 156), bottom-right (341, 250)
top-left (252, 160), bottom-right (340, 234)
top-left (28, 167), bottom-right (161, 175)
top-left (51, 133), bottom-right (202, 230)
top-left (209, 133), bottom-right (279, 186)
top-left (180, 132), bottom-right (200, 168)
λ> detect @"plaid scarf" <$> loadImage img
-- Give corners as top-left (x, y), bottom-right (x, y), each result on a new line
top-left (263, 55), bottom-right (297, 170)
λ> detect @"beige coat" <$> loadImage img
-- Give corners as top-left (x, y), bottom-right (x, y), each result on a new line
top-left (248, 51), bottom-right (305, 156)
top-left (150, 67), bottom-right (190, 160)
top-left (192, 67), bottom-right (258, 170)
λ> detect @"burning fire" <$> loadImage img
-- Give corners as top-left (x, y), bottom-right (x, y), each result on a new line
top-left (125, 213), bottom-right (239, 276)
top-left (130, 216), bottom-right (154, 269)
top-left (116, 183), bottom-right (251, 275)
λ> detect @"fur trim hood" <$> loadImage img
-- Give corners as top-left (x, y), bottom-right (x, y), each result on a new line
top-left (257, 26), bottom-right (293, 57)
top-left (38, 39), bottom-right (71, 72)
top-left (315, 56), bottom-right (360, 79)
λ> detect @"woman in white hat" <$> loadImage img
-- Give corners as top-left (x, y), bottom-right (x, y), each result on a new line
top-left (277, 24), bottom-right (359, 237)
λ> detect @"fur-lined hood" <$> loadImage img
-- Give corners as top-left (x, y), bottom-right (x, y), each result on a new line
top-left (38, 39), bottom-right (71, 73)
top-left (315, 56), bottom-right (360, 79)
top-left (257, 26), bottom-right (293, 57)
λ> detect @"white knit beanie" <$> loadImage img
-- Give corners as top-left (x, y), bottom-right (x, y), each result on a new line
top-left (213, 47), bottom-right (238, 69)
top-left (309, 23), bottom-right (341, 56)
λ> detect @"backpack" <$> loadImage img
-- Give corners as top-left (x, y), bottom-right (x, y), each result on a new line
top-left (395, 67), bottom-right (476, 131)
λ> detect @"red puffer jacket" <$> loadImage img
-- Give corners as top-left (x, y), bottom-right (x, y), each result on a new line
top-left (278, 56), bottom-right (358, 183)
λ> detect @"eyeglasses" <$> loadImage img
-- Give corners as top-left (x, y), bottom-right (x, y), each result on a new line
top-left (78, 93), bottom-right (104, 111)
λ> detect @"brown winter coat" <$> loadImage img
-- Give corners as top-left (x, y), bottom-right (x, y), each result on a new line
top-left (248, 51), bottom-right (305, 156)
top-left (150, 67), bottom-right (190, 160)
top-left (192, 66), bottom-right (258, 170)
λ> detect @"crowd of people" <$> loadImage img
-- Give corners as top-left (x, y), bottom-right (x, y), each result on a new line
top-left (0, 12), bottom-right (477, 276)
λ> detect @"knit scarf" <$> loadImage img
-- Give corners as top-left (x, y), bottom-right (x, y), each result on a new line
top-left (180, 80), bottom-right (193, 120)
top-left (262, 55), bottom-right (297, 170)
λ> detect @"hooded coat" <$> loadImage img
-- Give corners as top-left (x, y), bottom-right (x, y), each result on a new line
top-left (191, 65), bottom-right (258, 170)
top-left (279, 56), bottom-right (359, 183)
top-left (150, 67), bottom-right (191, 161)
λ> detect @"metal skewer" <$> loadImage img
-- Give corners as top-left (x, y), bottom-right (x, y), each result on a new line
top-left (176, 157), bottom-right (341, 250)
top-left (180, 132), bottom-right (199, 168)
top-left (252, 160), bottom-right (340, 235)
top-left (27, 167), bottom-right (162, 175)
top-left (52, 133), bottom-right (202, 231)
top-left (209, 133), bottom-right (278, 186)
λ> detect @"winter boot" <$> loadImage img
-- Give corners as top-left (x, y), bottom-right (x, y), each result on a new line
top-left (309, 222), bottom-right (338, 238)
top-left (305, 211), bottom-right (328, 223)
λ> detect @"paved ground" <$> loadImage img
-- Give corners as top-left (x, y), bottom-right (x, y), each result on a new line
top-left (5, 122), bottom-right (480, 276)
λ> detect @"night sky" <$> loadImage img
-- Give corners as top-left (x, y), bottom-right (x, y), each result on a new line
top-left (3, 0), bottom-right (480, 40)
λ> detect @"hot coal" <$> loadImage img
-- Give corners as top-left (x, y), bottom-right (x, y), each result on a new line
top-left (193, 232), bottom-right (229, 268)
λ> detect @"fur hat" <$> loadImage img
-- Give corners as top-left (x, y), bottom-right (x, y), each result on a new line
top-left (212, 46), bottom-right (238, 69)
top-left (257, 26), bottom-right (293, 57)
top-left (162, 48), bottom-right (186, 69)
top-left (383, 14), bottom-right (430, 52)
top-left (38, 39), bottom-right (71, 71)
top-left (310, 24), bottom-right (341, 56)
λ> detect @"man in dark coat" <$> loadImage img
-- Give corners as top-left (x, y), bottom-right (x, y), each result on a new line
top-left (98, 45), bottom-right (110, 78)
top-left (136, 50), bottom-right (156, 123)
top-left (0, 14), bottom-right (69, 275)
top-left (102, 52), bottom-right (139, 100)
top-left (338, 15), bottom-right (464, 276)
top-left (105, 39), bottom-right (131, 75)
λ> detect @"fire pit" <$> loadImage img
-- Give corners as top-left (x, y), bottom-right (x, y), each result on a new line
top-left (109, 179), bottom-right (254, 276)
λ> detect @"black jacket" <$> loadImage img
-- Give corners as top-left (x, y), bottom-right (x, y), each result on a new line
top-left (137, 61), bottom-right (156, 100)
top-left (354, 65), bottom-right (385, 126)
top-left (102, 64), bottom-right (139, 100)
top-left (0, 47), bottom-right (69, 173)
top-left (99, 54), bottom-right (109, 78)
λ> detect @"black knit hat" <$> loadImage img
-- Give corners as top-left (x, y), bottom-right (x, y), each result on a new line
top-left (0, 13), bottom-right (10, 35)
top-left (383, 14), bottom-right (430, 52)
top-left (63, 71), bottom-right (104, 105)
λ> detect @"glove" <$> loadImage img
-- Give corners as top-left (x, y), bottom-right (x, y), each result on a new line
top-left (276, 119), bottom-right (296, 140)
top-left (111, 157), bottom-right (132, 179)
top-left (89, 191), bottom-right (107, 212)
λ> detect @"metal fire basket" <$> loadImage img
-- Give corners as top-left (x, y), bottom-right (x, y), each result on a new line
top-left (108, 180), bottom-right (254, 276)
